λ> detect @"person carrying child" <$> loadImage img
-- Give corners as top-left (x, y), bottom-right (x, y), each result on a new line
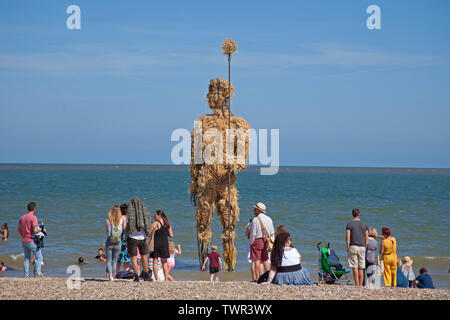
top-left (201, 244), bottom-right (222, 282)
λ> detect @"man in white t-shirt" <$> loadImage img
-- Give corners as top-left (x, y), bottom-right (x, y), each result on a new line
top-left (249, 202), bottom-right (274, 282)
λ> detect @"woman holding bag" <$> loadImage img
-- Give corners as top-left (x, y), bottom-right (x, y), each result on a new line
top-left (149, 210), bottom-right (174, 281)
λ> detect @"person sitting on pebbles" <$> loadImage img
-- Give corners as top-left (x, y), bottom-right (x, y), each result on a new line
top-left (262, 232), bottom-right (312, 286)
top-left (414, 267), bottom-right (435, 289)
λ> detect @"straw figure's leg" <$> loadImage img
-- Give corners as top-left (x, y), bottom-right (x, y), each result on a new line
top-left (195, 185), bottom-right (216, 269)
top-left (217, 183), bottom-right (239, 271)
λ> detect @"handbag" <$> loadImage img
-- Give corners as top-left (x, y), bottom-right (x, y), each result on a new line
top-left (146, 229), bottom-right (155, 254)
top-left (378, 255), bottom-right (384, 274)
top-left (146, 220), bottom-right (162, 254)
top-left (257, 216), bottom-right (275, 251)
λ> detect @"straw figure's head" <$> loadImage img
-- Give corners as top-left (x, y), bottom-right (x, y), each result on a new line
top-left (206, 78), bottom-right (234, 116)
top-left (221, 38), bottom-right (237, 56)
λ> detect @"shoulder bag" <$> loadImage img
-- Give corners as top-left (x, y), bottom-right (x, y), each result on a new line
top-left (257, 215), bottom-right (275, 252)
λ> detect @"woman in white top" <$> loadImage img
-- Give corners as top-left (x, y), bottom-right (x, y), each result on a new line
top-left (105, 205), bottom-right (123, 281)
top-left (262, 232), bottom-right (312, 285)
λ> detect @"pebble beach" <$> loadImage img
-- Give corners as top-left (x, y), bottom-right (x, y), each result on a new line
top-left (1, 277), bottom-right (448, 300)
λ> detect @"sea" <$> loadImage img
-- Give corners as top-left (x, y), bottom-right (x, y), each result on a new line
top-left (0, 164), bottom-right (449, 289)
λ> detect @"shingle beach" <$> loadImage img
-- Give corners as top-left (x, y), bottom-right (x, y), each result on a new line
top-left (0, 277), bottom-right (448, 300)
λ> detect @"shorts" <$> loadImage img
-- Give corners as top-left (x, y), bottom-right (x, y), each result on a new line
top-left (348, 245), bottom-right (366, 269)
top-left (127, 237), bottom-right (148, 257)
top-left (250, 238), bottom-right (269, 262)
top-left (210, 267), bottom-right (219, 274)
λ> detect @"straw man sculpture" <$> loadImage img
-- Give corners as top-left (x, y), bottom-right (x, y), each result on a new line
top-left (190, 39), bottom-right (250, 271)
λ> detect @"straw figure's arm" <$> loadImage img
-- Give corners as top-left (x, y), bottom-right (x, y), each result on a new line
top-left (232, 116), bottom-right (250, 172)
top-left (190, 120), bottom-right (202, 206)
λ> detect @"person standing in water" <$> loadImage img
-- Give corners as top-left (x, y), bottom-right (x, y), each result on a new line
top-left (18, 202), bottom-right (43, 278)
top-left (1, 223), bottom-right (8, 240)
top-left (167, 240), bottom-right (181, 273)
top-left (202, 244), bottom-right (223, 282)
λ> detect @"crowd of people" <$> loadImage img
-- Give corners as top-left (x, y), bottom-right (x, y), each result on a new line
top-left (97, 199), bottom-right (179, 282)
top-left (346, 208), bottom-right (435, 289)
top-left (4, 200), bottom-right (438, 289)
top-left (244, 202), bottom-right (313, 285)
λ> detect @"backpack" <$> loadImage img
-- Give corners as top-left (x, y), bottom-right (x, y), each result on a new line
top-left (257, 270), bottom-right (270, 284)
top-left (328, 249), bottom-right (343, 270)
top-left (115, 271), bottom-right (135, 279)
top-left (109, 219), bottom-right (122, 245)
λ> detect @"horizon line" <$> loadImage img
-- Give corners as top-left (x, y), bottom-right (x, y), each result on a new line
top-left (0, 162), bottom-right (449, 170)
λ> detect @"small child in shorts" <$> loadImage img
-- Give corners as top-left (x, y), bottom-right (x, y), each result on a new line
top-left (201, 244), bottom-right (222, 282)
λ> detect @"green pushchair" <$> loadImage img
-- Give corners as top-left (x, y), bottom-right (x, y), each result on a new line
top-left (317, 242), bottom-right (351, 285)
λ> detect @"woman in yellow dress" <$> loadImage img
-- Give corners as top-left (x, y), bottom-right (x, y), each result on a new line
top-left (379, 227), bottom-right (398, 287)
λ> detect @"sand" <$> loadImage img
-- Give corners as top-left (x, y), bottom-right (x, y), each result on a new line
top-left (0, 277), bottom-right (448, 300)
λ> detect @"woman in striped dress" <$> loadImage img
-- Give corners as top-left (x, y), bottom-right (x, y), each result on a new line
top-left (262, 232), bottom-right (312, 285)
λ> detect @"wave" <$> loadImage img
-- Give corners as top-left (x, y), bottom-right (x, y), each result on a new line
top-left (419, 256), bottom-right (450, 261)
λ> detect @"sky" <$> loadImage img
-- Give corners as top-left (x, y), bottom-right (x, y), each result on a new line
top-left (0, 0), bottom-right (449, 168)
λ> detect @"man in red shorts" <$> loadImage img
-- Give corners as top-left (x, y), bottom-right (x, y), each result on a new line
top-left (249, 202), bottom-right (274, 282)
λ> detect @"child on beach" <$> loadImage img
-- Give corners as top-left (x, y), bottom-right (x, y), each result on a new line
top-left (0, 261), bottom-right (17, 272)
top-left (167, 240), bottom-right (181, 272)
top-left (95, 248), bottom-right (107, 262)
top-left (148, 257), bottom-right (163, 280)
top-left (78, 257), bottom-right (88, 265)
top-left (201, 245), bottom-right (222, 282)
top-left (401, 256), bottom-right (415, 288)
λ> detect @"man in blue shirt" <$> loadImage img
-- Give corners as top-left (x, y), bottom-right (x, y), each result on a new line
top-left (414, 267), bottom-right (435, 289)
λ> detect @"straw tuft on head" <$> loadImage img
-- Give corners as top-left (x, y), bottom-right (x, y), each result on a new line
top-left (221, 38), bottom-right (237, 55)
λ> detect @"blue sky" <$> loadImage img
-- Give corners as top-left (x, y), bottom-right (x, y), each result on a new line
top-left (1, 0), bottom-right (449, 167)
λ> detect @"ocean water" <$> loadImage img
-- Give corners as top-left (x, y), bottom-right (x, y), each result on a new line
top-left (0, 164), bottom-right (449, 289)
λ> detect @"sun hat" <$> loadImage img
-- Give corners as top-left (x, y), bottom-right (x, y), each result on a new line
top-left (253, 202), bottom-right (266, 213)
top-left (402, 256), bottom-right (413, 267)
